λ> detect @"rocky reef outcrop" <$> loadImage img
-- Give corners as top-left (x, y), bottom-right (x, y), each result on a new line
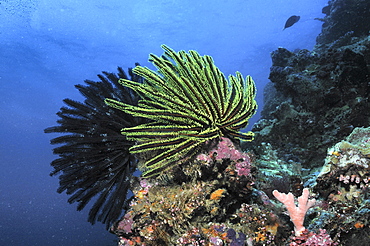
top-left (247, 0), bottom-right (370, 173)
top-left (316, 0), bottom-right (370, 47)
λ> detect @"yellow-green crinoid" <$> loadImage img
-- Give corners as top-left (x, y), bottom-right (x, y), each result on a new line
top-left (105, 45), bottom-right (257, 177)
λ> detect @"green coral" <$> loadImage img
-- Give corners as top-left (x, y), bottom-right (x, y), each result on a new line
top-left (105, 45), bottom-right (257, 177)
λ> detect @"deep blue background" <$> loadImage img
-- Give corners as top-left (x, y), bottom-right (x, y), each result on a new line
top-left (0, 0), bottom-right (326, 245)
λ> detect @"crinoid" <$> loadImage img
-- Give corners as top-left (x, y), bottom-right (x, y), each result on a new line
top-left (45, 65), bottom-right (145, 228)
top-left (105, 45), bottom-right (257, 177)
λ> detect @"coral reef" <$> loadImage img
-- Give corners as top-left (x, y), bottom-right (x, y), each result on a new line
top-left (309, 127), bottom-right (370, 245)
top-left (111, 137), bottom-right (290, 245)
top-left (112, 126), bottom-right (370, 245)
top-left (47, 1), bottom-right (370, 244)
top-left (239, 0), bottom-right (370, 244)
top-left (316, 0), bottom-right (370, 47)
top-left (247, 0), bottom-right (370, 173)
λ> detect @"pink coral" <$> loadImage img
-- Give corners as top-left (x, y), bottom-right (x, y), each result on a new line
top-left (203, 137), bottom-right (252, 176)
top-left (289, 229), bottom-right (337, 246)
top-left (197, 153), bottom-right (212, 164)
top-left (235, 161), bottom-right (251, 176)
top-left (116, 212), bottom-right (134, 233)
top-left (273, 188), bottom-right (316, 236)
top-left (212, 138), bottom-right (247, 161)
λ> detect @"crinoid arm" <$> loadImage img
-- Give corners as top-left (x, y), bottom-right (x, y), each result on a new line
top-left (45, 66), bottom-right (145, 229)
top-left (105, 45), bottom-right (257, 177)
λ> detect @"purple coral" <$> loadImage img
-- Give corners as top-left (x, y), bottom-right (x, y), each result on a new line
top-left (116, 212), bottom-right (134, 233)
top-left (227, 228), bottom-right (247, 246)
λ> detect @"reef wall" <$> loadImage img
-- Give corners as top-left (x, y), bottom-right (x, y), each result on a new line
top-left (248, 0), bottom-right (370, 173)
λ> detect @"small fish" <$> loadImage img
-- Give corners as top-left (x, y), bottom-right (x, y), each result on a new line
top-left (283, 15), bottom-right (300, 30)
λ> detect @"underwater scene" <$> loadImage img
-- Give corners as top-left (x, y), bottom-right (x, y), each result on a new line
top-left (1, 0), bottom-right (369, 245)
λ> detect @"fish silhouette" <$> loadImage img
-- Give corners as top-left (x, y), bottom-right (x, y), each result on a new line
top-left (283, 15), bottom-right (300, 30)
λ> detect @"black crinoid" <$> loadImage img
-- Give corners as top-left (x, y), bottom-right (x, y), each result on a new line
top-left (45, 65), bottom-right (145, 229)
top-left (106, 45), bottom-right (258, 178)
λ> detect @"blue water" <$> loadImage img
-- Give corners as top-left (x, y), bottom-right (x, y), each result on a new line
top-left (0, 0), bottom-right (326, 245)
